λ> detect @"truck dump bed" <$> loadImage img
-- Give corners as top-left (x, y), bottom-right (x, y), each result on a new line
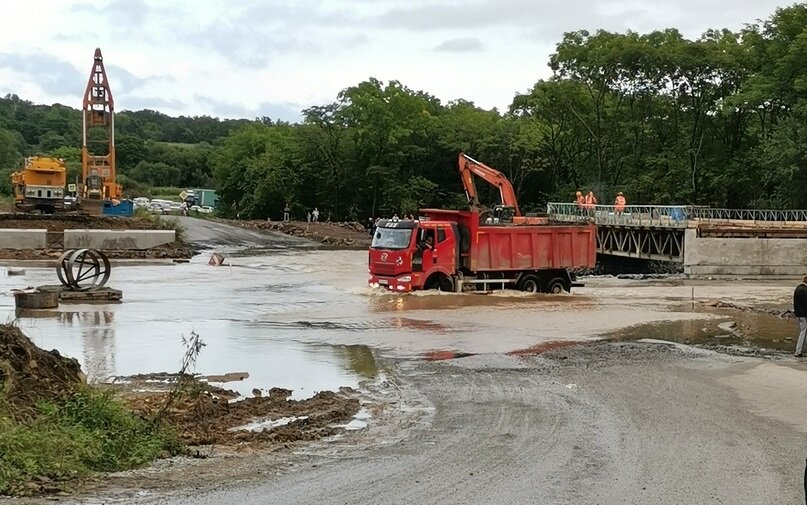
top-left (420, 209), bottom-right (596, 272)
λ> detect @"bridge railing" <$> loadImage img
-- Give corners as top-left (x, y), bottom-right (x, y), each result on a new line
top-left (545, 203), bottom-right (689, 228)
top-left (688, 207), bottom-right (807, 224)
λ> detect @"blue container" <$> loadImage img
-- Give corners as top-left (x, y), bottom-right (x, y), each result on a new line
top-left (102, 199), bottom-right (134, 216)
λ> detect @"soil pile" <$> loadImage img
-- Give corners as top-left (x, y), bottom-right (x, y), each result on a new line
top-left (0, 324), bottom-right (85, 420)
top-left (219, 219), bottom-right (371, 249)
top-left (120, 382), bottom-right (361, 446)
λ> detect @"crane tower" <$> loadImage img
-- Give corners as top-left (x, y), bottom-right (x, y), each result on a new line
top-left (81, 48), bottom-right (120, 203)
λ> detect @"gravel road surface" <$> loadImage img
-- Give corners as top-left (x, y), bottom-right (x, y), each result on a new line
top-left (127, 342), bottom-right (805, 505)
top-left (174, 217), bottom-right (315, 248)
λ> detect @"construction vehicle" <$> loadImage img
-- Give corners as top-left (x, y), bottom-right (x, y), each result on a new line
top-left (368, 153), bottom-right (596, 293)
top-left (10, 157), bottom-right (67, 213)
top-left (80, 48), bottom-right (127, 215)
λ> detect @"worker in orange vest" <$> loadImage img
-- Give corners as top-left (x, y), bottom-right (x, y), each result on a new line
top-left (614, 192), bottom-right (626, 214)
top-left (585, 191), bottom-right (597, 216)
top-left (575, 191), bottom-right (585, 211)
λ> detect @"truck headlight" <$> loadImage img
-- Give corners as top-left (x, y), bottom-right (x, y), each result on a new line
top-left (398, 275), bottom-right (412, 282)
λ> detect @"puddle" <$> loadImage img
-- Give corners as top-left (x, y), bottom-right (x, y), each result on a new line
top-left (606, 309), bottom-right (796, 353)
top-left (233, 416), bottom-right (309, 433)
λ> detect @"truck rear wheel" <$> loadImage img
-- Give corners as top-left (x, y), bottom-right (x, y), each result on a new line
top-left (545, 277), bottom-right (570, 294)
top-left (519, 274), bottom-right (541, 293)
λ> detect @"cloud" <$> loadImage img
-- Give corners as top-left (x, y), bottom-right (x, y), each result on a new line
top-left (194, 95), bottom-right (303, 122)
top-left (71, 0), bottom-right (152, 26)
top-left (0, 52), bottom-right (82, 96)
top-left (434, 37), bottom-right (484, 52)
top-left (118, 95), bottom-right (187, 112)
top-left (375, 0), bottom-right (784, 40)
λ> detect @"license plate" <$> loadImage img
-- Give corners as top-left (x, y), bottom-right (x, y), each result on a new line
top-left (378, 279), bottom-right (389, 285)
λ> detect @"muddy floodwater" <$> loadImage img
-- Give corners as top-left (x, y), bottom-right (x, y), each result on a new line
top-left (0, 250), bottom-right (798, 395)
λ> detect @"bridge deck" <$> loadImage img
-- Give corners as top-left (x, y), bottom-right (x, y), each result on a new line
top-left (544, 203), bottom-right (807, 262)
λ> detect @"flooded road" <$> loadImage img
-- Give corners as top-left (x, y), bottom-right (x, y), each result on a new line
top-left (1, 250), bottom-right (798, 396)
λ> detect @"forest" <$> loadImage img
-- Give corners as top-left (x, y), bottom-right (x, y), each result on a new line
top-left (0, 3), bottom-right (805, 220)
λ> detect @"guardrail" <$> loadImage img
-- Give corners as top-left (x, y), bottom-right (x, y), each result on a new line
top-left (545, 203), bottom-right (689, 228)
top-left (546, 203), bottom-right (807, 228)
top-left (688, 207), bottom-right (807, 223)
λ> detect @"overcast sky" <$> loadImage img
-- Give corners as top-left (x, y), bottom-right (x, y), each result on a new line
top-left (0, 0), bottom-right (793, 122)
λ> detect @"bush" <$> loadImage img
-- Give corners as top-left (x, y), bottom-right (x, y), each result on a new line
top-left (0, 388), bottom-right (181, 496)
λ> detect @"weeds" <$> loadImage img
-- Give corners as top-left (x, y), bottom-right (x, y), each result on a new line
top-left (0, 389), bottom-right (181, 496)
top-left (156, 331), bottom-right (205, 423)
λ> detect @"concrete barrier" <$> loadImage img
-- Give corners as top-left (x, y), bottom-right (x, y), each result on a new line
top-left (684, 229), bottom-right (807, 277)
top-left (64, 229), bottom-right (175, 250)
top-left (0, 229), bottom-right (47, 249)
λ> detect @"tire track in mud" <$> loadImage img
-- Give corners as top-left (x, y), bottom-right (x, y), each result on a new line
top-left (110, 344), bottom-right (805, 505)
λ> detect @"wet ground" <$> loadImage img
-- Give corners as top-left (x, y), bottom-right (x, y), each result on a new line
top-left (4, 234), bottom-right (806, 504)
top-left (1, 249), bottom-right (799, 399)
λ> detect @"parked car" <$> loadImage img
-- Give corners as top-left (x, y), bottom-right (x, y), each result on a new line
top-left (133, 197), bottom-right (150, 208)
top-left (199, 206), bottom-right (214, 214)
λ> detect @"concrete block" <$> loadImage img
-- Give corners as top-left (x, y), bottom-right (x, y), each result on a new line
top-left (684, 228), bottom-right (807, 277)
top-left (0, 229), bottom-right (47, 249)
top-left (64, 229), bottom-right (175, 250)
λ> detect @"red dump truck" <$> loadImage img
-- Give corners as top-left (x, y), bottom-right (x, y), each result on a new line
top-left (368, 154), bottom-right (597, 293)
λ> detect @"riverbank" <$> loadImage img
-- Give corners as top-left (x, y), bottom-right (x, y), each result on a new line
top-left (0, 325), bottom-right (362, 497)
top-left (216, 219), bottom-right (371, 249)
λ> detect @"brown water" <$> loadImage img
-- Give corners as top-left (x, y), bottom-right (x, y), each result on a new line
top-left (1, 250), bottom-right (797, 394)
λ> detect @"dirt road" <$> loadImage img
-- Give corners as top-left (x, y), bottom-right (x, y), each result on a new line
top-left (174, 217), bottom-right (315, 248)
top-left (114, 343), bottom-right (805, 505)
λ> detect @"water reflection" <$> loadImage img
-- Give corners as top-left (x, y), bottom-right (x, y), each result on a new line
top-left (337, 345), bottom-right (381, 379)
top-left (15, 309), bottom-right (117, 382)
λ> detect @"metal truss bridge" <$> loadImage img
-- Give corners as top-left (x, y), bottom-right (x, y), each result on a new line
top-left (545, 203), bottom-right (807, 262)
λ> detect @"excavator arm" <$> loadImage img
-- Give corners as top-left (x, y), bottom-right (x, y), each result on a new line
top-left (458, 153), bottom-right (521, 216)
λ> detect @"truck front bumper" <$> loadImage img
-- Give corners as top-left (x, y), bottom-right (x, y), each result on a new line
top-left (368, 274), bottom-right (416, 292)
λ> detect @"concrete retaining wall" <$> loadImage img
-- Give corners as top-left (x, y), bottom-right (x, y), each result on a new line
top-left (0, 229), bottom-right (47, 249)
top-left (64, 229), bottom-right (175, 250)
top-left (684, 229), bottom-right (807, 277)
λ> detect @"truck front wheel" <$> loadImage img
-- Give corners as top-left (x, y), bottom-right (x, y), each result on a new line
top-left (519, 274), bottom-right (541, 293)
top-left (425, 273), bottom-right (454, 292)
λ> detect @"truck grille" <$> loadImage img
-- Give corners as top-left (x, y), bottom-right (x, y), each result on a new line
top-left (373, 263), bottom-right (397, 275)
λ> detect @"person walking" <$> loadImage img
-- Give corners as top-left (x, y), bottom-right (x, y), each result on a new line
top-left (312, 207), bottom-right (319, 222)
top-left (794, 276), bottom-right (807, 357)
top-left (283, 203), bottom-right (290, 222)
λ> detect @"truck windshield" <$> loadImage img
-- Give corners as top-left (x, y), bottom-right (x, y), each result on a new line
top-left (372, 228), bottom-right (412, 250)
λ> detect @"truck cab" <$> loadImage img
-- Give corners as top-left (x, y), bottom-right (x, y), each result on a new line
top-left (369, 219), bottom-right (458, 292)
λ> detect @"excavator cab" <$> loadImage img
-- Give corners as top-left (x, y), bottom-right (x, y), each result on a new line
top-left (481, 205), bottom-right (517, 225)
top-left (84, 174), bottom-right (103, 199)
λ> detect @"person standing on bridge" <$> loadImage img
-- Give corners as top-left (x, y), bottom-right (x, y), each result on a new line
top-left (614, 192), bottom-right (626, 215)
top-left (575, 191), bottom-right (585, 214)
top-left (794, 276), bottom-right (807, 357)
top-left (585, 191), bottom-right (597, 217)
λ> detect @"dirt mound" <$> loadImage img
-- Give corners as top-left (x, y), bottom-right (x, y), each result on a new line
top-left (0, 325), bottom-right (85, 420)
top-left (121, 384), bottom-right (360, 447)
top-left (220, 219), bottom-right (371, 249)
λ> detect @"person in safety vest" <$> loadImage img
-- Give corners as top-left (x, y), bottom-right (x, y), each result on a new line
top-left (585, 191), bottom-right (597, 216)
top-left (614, 192), bottom-right (626, 215)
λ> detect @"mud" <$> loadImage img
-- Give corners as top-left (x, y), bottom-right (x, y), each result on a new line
top-left (0, 324), bottom-right (85, 420)
top-left (45, 342), bottom-right (807, 505)
top-left (218, 219), bottom-right (370, 249)
top-left (113, 380), bottom-right (360, 447)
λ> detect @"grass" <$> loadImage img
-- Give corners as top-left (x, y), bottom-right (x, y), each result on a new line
top-left (0, 388), bottom-right (181, 496)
